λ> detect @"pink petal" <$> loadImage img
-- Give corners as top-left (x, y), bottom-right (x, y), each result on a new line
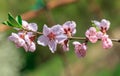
top-left (28, 23), bottom-right (38, 32)
top-left (101, 19), bottom-right (110, 30)
top-left (29, 42), bottom-right (36, 52)
top-left (56, 34), bottom-right (67, 43)
top-left (23, 44), bottom-right (29, 52)
top-left (22, 20), bottom-right (29, 28)
top-left (43, 25), bottom-right (50, 36)
top-left (89, 36), bottom-right (98, 43)
top-left (37, 35), bottom-right (49, 46)
top-left (63, 21), bottom-right (76, 28)
top-left (51, 24), bottom-right (62, 35)
top-left (48, 40), bottom-right (57, 53)
top-left (97, 31), bottom-right (103, 39)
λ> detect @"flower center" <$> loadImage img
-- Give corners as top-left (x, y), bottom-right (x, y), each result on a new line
top-left (47, 32), bottom-right (56, 40)
top-left (29, 36), bottom-right (36, 41)
top-left (64, 28), bottom-right (71, 34)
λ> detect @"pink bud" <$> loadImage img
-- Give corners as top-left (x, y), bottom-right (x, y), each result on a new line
top-left (85, 27), bottom-right (98, 43)
top-left (73, 41), bottom-right (87, 57)
top-left (101, 35), bottom-right (113, 49)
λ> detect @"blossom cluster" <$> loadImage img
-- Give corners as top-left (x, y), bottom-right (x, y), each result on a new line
top-left (7, 18), bottom-right (113, 57)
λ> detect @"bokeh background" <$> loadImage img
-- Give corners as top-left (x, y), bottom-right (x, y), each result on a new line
top-left (0, 0), bottom-right (120, 76)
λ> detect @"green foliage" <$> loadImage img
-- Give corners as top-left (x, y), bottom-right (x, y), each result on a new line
top-left (2, 13), bottom-right (22, 28)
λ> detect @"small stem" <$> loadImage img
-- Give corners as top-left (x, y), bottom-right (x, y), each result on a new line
top-left (68, 37), bottom-right (86, 40)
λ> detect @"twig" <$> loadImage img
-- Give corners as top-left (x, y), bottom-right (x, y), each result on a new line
top-left (69, 37), bottom-right (120, 43)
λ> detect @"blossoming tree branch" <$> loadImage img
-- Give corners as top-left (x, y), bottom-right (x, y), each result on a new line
top-left (2, 13), bottom-right (120, 57)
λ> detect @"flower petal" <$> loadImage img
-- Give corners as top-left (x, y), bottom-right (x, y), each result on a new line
top-left (43, 24), bottom-right (50, 36)
top-left (51, 24), bottom-right (62, 35)
top-left (63, 21), bottom-right (76, 28)
top-left (48, 40), bottom-right (57, 53)
top-left (56, 34), bottom-right (67, 43)
top-left (28, 23), bottom-right (38, 32)
top-left (29, 42), bottom-right (36, 52)
top-left (37, 35), bottom-right (49, 46)
top-left (22, 20), bottom-right (28, 28)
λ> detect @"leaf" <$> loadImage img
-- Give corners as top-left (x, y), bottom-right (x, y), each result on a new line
top-left (7, 21), bottom-right (14, 27)
top-left (8, 13), bottom-right (21, 27)
top-left (7, 13), bottom-right (22, 28)
top-left (2, 21), bottom-right (9, 26)
top-left (16, 15), bottom-right (22, 25)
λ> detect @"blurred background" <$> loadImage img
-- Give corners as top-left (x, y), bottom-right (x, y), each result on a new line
top-left (0, 0), bottom-right (120, 76)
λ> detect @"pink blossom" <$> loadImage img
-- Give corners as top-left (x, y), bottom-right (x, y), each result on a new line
top-left (101, 35), bottom-right (113, 49)
top-left (85, 27), bottom-right (98, 43)
top-left (73, 41), bottom-right (87, 57)
top-left (8, 32), bottom-right (36, 52)
top-left (22, 20), bottom-right (38, 32)
top-left (60, 21), bottom-right (76, 51)
top-left (37, 25), bottom-right (67, 53)
top-left (93, 19), bottom-right (110, 33)
top-left (62, 21), bottom-right (76, 36)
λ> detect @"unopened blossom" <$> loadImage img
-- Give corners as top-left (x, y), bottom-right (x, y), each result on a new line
top-left (93, 19), bottom-right (110, 33)
top-left (61, 21), bottom-right (76, 51)
top-left (73, 41), bottom-right (87, 57)
top-left (101, 34), bottom-right (113, 49)
top-left (37, 25), bottom-right (67, 53)
top-left (85, 27), bottom-right (98, 43)
top-left (22, 20), bottom-right (38, 32)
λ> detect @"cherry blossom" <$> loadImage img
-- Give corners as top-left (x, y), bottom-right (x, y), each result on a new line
top-left (101, 34), bottom-right (113, 49)
top-left (93, 19), bottom-right (110, 33)
top-left (37, 25), bottom-right (67, 53)
top-left (62, 21), bottom-right (76, 36)
top-left (85, 27), bottom-right (98, 43)
top-left (61, 21), bottom-right (76, 51)
top-left (73, 41), bottom-right (87, 57)
top-left (8, 32), bottom-right (36, 52)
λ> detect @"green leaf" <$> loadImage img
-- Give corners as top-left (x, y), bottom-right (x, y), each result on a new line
top-left (7, 21), bottom-right (14, 27)
top-left (7, 13), bottom-right (22, 28)
top-left (2, 21), bottom-right (9, 26)
top-left (16, 15), bottom-right (22, 25)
